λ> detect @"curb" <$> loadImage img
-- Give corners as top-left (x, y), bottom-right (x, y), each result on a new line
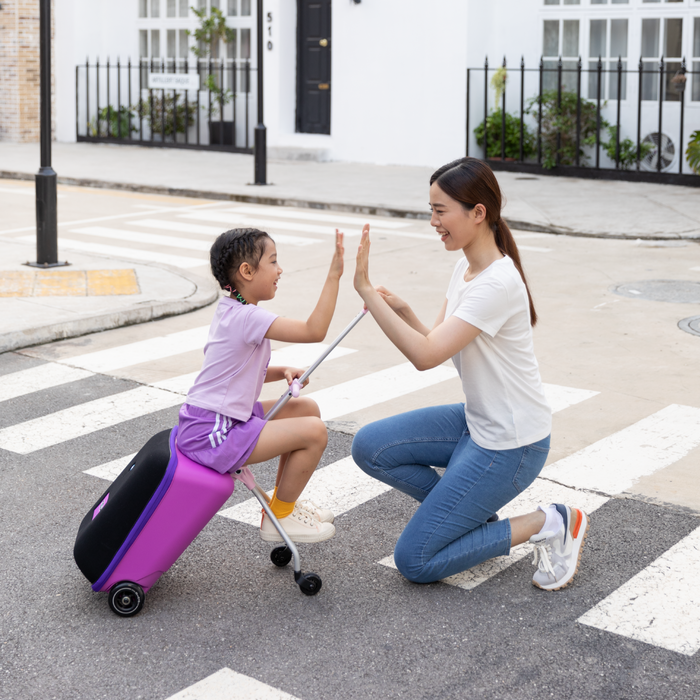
top-left (0, 261), bottom-right (219, 354)
top-left (2, 170), bottom-right (700, 241)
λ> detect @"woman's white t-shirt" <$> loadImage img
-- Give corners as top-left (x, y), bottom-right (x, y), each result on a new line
top-left (445, 255), bottom-right (551, 450)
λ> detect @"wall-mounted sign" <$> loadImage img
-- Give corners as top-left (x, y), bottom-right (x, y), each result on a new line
top-left (148, 73), bottom-right (200, 90)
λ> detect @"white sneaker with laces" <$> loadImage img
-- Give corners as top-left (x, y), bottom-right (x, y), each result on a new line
top-left (529, 504), bottom-right (589, 591)
top-left (297, 498), bottom-right (334, 524)
top-left (260, 504), bottom-right (336, 544)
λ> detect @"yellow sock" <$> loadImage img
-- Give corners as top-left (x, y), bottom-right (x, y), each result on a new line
top-left (269, 494), bottom-right (295, 519)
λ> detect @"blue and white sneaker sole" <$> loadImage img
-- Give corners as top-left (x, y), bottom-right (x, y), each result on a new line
top-left (535, 509), bottom-right (589, 592)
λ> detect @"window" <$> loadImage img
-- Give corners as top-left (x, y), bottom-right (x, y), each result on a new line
top-left (151, 29), bottom-right (161, 58)
top-left (641, 17), bottom-right (684, 101)
top-left (542, 19), bottom-right (579, 91)
top-left (544, 0), bottom-right (580, 5)
top-left (588, 19), bottom-right (628, 100)
top-left (151, 0), bottom-right (160, 18)
top-left (590, 0), bottom-right (628, 4)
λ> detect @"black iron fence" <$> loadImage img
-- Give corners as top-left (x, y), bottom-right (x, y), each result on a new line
top-left (76, 58), bottom-right (256, 153)
top-left (466, 57), bottom-right (700, 186)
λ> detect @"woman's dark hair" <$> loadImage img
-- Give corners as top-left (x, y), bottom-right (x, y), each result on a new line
top-left (210, 228), bottom-right (273, 290)
top-left (430, 157), bottom-right (538, 326)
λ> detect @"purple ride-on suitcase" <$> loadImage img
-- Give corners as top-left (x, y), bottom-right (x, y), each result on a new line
top-left (73, 426), bottom-right (234, 616)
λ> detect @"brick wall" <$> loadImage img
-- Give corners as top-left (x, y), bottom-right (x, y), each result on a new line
top-left (0, 0), bottom-right (54, 143)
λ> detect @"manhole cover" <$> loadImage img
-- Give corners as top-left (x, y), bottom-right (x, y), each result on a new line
top-left (679, 316), bottom-right (700, 337)
top-left (611, 280), bottom-right (700, 304)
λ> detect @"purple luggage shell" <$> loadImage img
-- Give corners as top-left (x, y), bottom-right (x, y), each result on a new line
top-left (94, 428), bottom-right (235, 593)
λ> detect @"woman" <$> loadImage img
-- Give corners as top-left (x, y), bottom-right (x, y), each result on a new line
top-left (351, 157), bottom-right (588, 591)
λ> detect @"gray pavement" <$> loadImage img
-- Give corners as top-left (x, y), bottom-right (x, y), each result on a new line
top-left (2, 141), bottom-right (700, 240)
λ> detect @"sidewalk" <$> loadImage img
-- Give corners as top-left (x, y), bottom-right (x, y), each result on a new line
top-left (2, 140), bottom-right (699, 354)
top-left (2, 141), bottom-right (700, 239)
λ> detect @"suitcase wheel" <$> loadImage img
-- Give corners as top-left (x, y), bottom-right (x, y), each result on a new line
top-left (108, 581), bottom-right (145, 617)
top-left (297, 573), bottom-right (322, 596)
top-left (270, 546), bottom-right (293, 568)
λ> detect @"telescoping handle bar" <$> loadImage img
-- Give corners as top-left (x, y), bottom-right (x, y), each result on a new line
top-left (263, 308), bottom-right (367, 421)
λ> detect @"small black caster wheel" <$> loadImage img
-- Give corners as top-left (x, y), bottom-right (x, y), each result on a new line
top-left (270, 545), bottom-right (293, 568)
top-left (297, 573), bottom-right (322, 596)
top-left (108, 581), bottom-right (145, 617)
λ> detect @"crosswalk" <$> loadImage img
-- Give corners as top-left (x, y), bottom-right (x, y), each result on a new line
top-left (3, 317), bottom-right (700, 660)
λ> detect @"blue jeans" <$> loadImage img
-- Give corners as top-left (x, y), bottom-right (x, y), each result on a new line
top-left (351, 404), bottom-right (550, 584)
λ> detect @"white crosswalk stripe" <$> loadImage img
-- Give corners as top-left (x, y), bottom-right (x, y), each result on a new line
top-left (69, 226), bottom-right (214, 252)
top-left (18, 235), bottom-right (206, 268)
top-left (0, 386), bottom-right (183, 454)
top-left (165, 667), bottom-right (302, 700)
top-left (0, 364), bottom-right (93, 403)
top-left (577, 524), bottom-right (700, 656)
top-left (218, 455), bottom-right (392, 525)
top-left (127, 218), bottom-right (321, 246)
top-left (83, 453), bottom-right (137, 481)
top-left (540, 403), bottom-right (700, 494)
top-left (227, 205), bottom-right (413, 229)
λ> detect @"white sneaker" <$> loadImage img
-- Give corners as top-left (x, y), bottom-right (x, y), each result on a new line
top-left (529, 504), bottom-right (589, 591)
top-left (297, 498), bottom-right (335, 524)
top-left (260, 506), bottom-right (336, 544)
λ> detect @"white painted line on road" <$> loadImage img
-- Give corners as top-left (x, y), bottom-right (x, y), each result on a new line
top-left (0, 363), bottom-right (93, 403)
top-left (691, 266), bottom-right (700, 272)
top-left (518, 245), bottom-right (552, 253)
top-left (541, 403), bottom-right (700, 495)
top-left (129, 218), bottom-right (321, 247)
top-left (1, 201), bottom-right (229, 235)
top-left (18, 235), bottom-right (206, 268)
top-left (83, 453), bottom-right (137, 481)
top-left (165, 667), bottom-right (302, 700)
top-left (0, 186), bottom-right (65, 198)
top-left (304, 363), bottom-right (460, 421)
top-left (378, 479), bottom-right (608, 590)
top-left (152, 372), bottom-right (200, 395)
top-left (227, 205), bottom-right (413, 229)
top-left (578, 524), bottom-right (700, 656)
top-left (218, 455), bottom-right (392, 526)
top-left (181, 211), bottom-right (389, 238)
top-left (58, 326), bottom-right (210, 373)
top-left (69, 226), bottom-right (213, 252)
top-left (0, 386), bottom-right (183, 454)
top-left (542, 383), bottom-right (599, 413)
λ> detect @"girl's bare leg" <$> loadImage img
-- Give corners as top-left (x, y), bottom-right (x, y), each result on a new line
top-left (244, 397), bottom-right (326, 503)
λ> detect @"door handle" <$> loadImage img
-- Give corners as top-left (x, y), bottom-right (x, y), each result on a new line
top-left (318, 83), bottom-right (329, 90)
top-left (319, 38), bottom-right (328, 47)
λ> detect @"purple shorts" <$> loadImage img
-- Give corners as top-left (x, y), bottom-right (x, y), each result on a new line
top-left (177, 402), bottom-right (267, 474)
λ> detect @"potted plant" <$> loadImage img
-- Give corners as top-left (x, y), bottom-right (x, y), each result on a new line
top-left (188, 5), bottom-right (235, 146)
top-left (137, 94), bottom-right (196, 139)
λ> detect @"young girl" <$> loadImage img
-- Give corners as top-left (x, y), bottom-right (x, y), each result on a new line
top-left (178, 227), bottom-right (344, 544)
top-left (352, 158), bottom-right (588, 591)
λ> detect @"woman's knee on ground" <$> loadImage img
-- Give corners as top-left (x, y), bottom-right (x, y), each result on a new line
top-left (393, 536), bottom-right (435, 584)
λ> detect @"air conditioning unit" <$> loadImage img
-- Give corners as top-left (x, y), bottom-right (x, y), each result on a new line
top-left (640, 132), bottom-right (676, 172)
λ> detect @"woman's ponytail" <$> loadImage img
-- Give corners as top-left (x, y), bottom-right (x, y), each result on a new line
top-left (493, 217), bottom-right (537, 326)
top-left (431, 158), bottom-right (538, 326)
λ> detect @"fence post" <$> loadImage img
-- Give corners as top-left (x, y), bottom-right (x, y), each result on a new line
top-left (576, 56), bottom-right (582, 167)
top-left (615, 56), bottom-right (622, 169)
top-left (520, 57), bottom-right (524, 163)
top-left (679, 58), bottom-right (686, 175)
top-left (117, 57), bottom-right (122, 139)
top-left (106, 56), bottom-right (111, 138)
top-left (501, 56), bottom-right (506, 161)
top-left (596, 56), bottom-right (602, 169)
top-left (128, 58), bottom-right (132, 140)
top-left (466, 68), bottom-right (470, 157)
top-left (637, 57), bottom-right (643, 170)
top-left (85, 57), bottom-right (90, 138)
top-left (483, 56), bottom-right (489, 160)
top-left (537, 57), bottom-right (543, 165)
top-left (556, 57), bottom-right (562, 166)
top-left (96, 58), bottom-right (100, 137)
top-left (657, 57), bottom-right (664, 172)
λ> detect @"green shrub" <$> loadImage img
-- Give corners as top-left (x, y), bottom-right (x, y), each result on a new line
top-left (137, 95), bottom-right (196, 136)
top-left (602, 126), bottom-right (654, 171)
top-left (89, 105), bottom-right (137, 139)
top-left (687, 130), bottom-right (700, 175)
top-left (474, 109), bottom-right (536, 160)
top-left (526, 90), bottom-right (606, 169)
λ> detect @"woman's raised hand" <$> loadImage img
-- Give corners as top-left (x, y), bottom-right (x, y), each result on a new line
top-left (353, 224), bottom-right (372, 295)
top-left (329, 229), bottom-right (345, 279)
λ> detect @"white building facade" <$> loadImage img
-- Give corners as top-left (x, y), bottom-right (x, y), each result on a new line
top-left (51, 0), bottom-right (700, 171)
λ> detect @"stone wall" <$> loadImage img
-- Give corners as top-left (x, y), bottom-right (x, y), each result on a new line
top-left (0, 0), bottom-right (54, 143)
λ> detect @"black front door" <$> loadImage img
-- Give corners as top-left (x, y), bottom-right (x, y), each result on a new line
top-left (296, 0), bottom-right (331, 134)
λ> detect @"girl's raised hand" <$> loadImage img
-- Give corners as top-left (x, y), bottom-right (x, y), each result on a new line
top-left (376, 285), bottom-right (408, 315)
top-left (329, 229), bottom-right (345, 279)
top-left (353, 224), bottom-right (372, 295)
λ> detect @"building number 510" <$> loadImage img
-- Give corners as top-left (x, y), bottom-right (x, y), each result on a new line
top-left (267, 12), bottom-right (273, 51)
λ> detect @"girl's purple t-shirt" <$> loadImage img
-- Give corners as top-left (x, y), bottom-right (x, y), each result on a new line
top-left (185, 297), bottom-right (278, 421)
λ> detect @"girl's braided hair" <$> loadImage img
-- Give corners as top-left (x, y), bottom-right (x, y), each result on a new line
top-left (210, 228), bottom-right (273, 290)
